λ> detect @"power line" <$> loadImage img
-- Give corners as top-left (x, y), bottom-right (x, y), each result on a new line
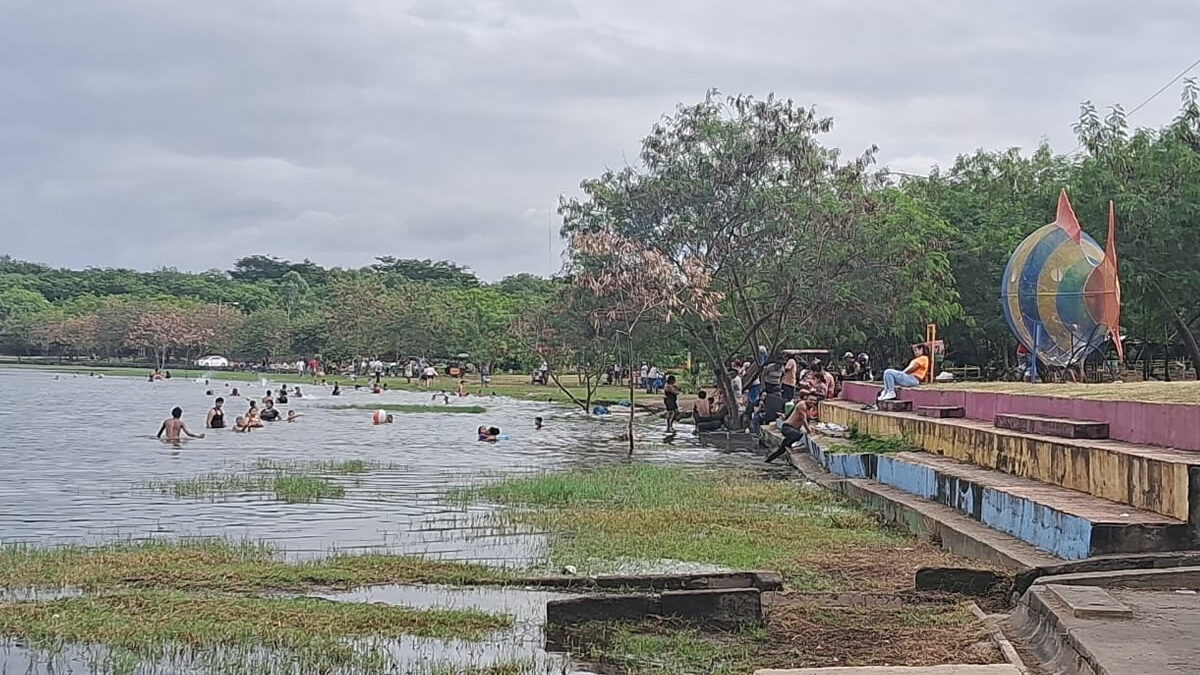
top-left (1067, 53), bottom-right (1200, 155)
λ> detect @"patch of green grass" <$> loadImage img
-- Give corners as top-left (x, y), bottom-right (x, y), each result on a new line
top-left (0, 539), bottom-right (510, 593)
top-left (144, 471), bottom-right (344, 503)
top-left (847, 433), bottom-right (912, 455)
top-left (558, 623), bottom-right (766, 675)
top-left (0, 590), bottom-right (512, 675)
top-left (271, 474), bottom-right (344, 502)
top-left (461, 464), bottom-right (909, 588)
top-left (336, 403), bottom-right (488, 414)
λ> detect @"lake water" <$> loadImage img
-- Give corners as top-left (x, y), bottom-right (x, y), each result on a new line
top-left (0, 367), bottom-right (774, 674)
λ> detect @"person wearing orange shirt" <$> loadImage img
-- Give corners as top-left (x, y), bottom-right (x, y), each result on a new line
top-left (878, 344), bottom-right (930, 401)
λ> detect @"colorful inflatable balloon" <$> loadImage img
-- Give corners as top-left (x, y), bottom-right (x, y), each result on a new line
top-left (1000, 190), bottom-right (1123, 367)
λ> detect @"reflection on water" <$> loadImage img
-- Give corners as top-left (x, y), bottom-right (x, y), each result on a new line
top-left (0, 368), bottom-right (777, 673)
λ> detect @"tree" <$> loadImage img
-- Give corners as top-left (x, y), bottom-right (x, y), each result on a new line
top-left (569, 228), bottom-right (721, 453)
top-left (278, 270), bottom-right (310, 320)
top-left (371, 257), bottom-right (480, 287)
top-left (237, 309), bottom-right (290, 363)
top-left (563, 92), bottom-right (959, 426)
top-left (511, 287), bottom-right (612, 413)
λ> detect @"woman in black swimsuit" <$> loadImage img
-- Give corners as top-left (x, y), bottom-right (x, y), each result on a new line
top-left (206, 397), bottom-right (226, 429)
top-left (663, 375), bottom-right (680, 433)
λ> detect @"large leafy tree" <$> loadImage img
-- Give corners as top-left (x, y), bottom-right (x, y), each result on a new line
top-left (563, 92), bottom-right (960, 424)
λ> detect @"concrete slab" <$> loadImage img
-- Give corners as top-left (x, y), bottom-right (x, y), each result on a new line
top-left (878, 399), bottom-right (913, 412)
top-left (919, 405), bottom-right (966, 418)
top-left (1044, 583), bottom-right (1134, 619)
top-left (1019, 586), bottom-right (1200, 675)
top-left (995, 412), bottom-right (1109, 439)
top-left (754, 666), bottom-right (1022, 675)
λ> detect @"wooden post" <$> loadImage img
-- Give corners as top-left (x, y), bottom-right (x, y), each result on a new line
top-left (925, 323), bottom-right (937, 383)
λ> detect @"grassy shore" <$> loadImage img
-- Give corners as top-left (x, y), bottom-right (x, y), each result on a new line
top-left (462, 463), bottom-right (961, 591)
top-left (1, 361), bottom-right (661, 408)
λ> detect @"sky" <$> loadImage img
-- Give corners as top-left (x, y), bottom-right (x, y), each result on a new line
top-left (2, 0), bottom-right (1199, 281)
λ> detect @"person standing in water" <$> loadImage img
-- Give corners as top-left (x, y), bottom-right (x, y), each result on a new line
top-left (663, 375), bottom-right (681, 433)
top-left (157, 407), bottom-right (205, 443)
top-left (535, 416), bottom-right (544, 430)
top-left (206, 397), bottom-right (226, 429)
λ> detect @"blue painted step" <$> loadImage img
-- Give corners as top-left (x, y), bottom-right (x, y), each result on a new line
top-left (874, 452), bottom-right (1190, 560)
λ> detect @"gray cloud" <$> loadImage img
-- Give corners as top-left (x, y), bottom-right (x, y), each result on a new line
top-left (2, 0), bottom-right (1199, 279)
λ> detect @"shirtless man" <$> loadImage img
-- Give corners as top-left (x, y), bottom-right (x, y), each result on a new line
top-left (157, 407), bottom-right (205, 443)
top-left (765, 400), bottom-right (812, 464)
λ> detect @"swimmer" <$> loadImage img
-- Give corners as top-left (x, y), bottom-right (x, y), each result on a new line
top-left (233, 415), bottom-right (251, 433)
top-left (277, 389), bottom-right (289, 404)
top-left (206, 397), bottom-right (226, 429)
top-left (157, 407), bottom-right (205, 443)
top-left (293, 387), bottom-right (303, 398)
top-left (331, 383), bottom-right (341, 396)
top-left (260, 400), bottom-right (281, 422)
top-left (477, 426), bottom-right (498, 442)
top-left (372, 384), bottom-right (381, 394)
top-left (205, 390), bottom-right (213, 396)
top-left (263, 390), bottom-right (273, 405)
top-left (246, 401), bottom-right (264, 428)
top-left (287, 410), bottom-right (302, 422)
top-left (456, 380), bottom-right (469, 397)
top-left (535, 416), bottom-right (543, 430)
top-left (231, 387), bottom-right (240, 397)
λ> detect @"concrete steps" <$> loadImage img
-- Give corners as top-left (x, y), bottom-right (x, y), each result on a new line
top-left (995, 412), bottom-right (1109, 439)
top-left (875, 452), bottom-right (1191, 560)
top-left (820, 399), bottom-right (1200, 524)
top-left (919, 405), bottom-right (965, 418)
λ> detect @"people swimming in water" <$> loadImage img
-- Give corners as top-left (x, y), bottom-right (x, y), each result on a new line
top-left (246, 401), bottom-right (264, 428)
top-left (206, 397), bottom-right (226, 429)
top-left (230, 387), bottom-right (240, 397)
top-left (277, 388), bottom-right (289, 404)
top-left (260, 400), bottom-right (281, 422)
top-left (287, 410), bottom-right (302, 422)
top-left (456, 380), bottom-right (469, 397)
top-left (263, 390), bottom-right (273, 406)
top-left (157, 407), bottom-right (205, 443)
top-left (477, 426), bottom-right (501, 442)
top-left (372, 384), bottom-right (382, 394)
top-left (331, 383), bottom-right (341, 396)
top-left (535, 416), bottom-right (543, 430)
top-left (205, 389), bottom-right (214, 396)
top-left (293, 387), bottom-right (303, 398)
top-left (233, 416), bottom-right (251, 432)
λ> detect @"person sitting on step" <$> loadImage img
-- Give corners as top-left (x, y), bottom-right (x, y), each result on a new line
top-left (878, 344), bottom-right (930, 402)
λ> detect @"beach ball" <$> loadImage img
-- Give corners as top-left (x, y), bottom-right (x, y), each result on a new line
top-left (1000, 190), bottom-right (1122, 367)
top-left (372, 409), bottom-right (387, 425)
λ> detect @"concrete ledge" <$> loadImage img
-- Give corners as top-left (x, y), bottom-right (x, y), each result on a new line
top-left (546, 594), bottom-right (657, 625)
top-left (754, 666), bottom-right (1023, 674)
top-left (545, 588), bottom-right (763, 628)
top-left (1014, 551), bottom-right (1200, 595)
top-left (661, 588), bottom-right (763, 628)
top-left (512, 569), bottom-right (783, 591)
top-left (1030, 564), bottom-right (1200, 591)
top-left (1044, 583), bottom-right (1133, 619)
top-left (878, 399), bottom-right (913, 412)
top-left (920, 406), bottom-right (966, 419)
top-left (995, 413), bottom-right (1108, 440)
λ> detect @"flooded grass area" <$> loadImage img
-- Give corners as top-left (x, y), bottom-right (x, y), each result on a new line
top-left (462, 463), bottom-right (961, 590)
top-left (0, 591), bottom-right (512, 674)
top-left (555, 601), bottom-right (997, 674)
top-left (0, 539), bottom-right (510, 593)
top-left (139, 459), bottom-right (406, 502)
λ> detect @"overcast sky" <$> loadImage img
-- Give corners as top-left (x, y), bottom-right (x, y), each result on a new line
top-left (2, 0), bottom-right (1198, 280)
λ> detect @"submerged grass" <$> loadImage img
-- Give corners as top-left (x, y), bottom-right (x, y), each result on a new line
top-left (0, 539), bottom-right (510, 593)
top-left (336, 403), bottom-right (488, 414)
top-left (143, 458), bottom-right (405, 503)
top-left (0, 590), bottom-right (512, 675)
top-left (462, 463), bottom-right (957, 590)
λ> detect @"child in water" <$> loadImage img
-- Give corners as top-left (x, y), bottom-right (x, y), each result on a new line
top-left (535, 417), bottom-right (543, 430)
top-left (287, 410), bottom-right (302, 422)
top-left (477, 426), bottom-right (497, 442)
top-left (233, 416), bottom-right (252, 432)
top-left (457, 380), bottom-right (469, 397)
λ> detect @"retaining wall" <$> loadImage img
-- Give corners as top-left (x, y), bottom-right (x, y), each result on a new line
top-left (841, 381), bottom-right (1200, 452)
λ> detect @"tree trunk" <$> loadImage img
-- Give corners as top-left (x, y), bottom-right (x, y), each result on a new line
top-left (627, 338), bottom-right (635, 457)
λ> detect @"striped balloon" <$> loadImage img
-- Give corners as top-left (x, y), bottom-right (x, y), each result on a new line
top-left (1000, 191), bottom-right (1121, 368)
